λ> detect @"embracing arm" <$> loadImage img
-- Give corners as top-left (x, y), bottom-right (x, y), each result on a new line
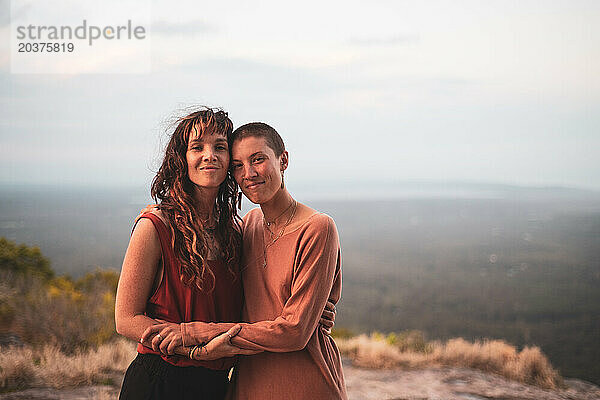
top-left (115, 217), bottom-right (162, 345)
top-left (174, 303), bottom-right (336, 348)
top-left (181, 215), bottom-right (340, 353)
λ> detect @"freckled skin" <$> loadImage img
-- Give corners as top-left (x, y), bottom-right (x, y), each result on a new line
top-left (231, 136), bottom-right (286, 206)
top-left (186, 132), bottom-right (230, 192)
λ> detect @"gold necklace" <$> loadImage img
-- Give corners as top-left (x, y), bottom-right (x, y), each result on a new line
top-left (199, 210), bottom-right (217, 232)
top-left (264, 199), bottom-right (296, 233)
top-left (262, 200), bottom-right (297, 268)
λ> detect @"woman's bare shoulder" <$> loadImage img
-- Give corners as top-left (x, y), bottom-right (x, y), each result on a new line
top-left (150, 209), bottom-right (168, 225)
top-left (131, 209), bottom-right (167, 241)
top-left (137, 208), bottom-right (168, 228)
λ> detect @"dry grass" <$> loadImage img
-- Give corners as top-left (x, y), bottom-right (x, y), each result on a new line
top-left (0, 267), bottom-right (134, 394)
top-left (0, 346), bottom-right (36, 391)
top-left (1, 269), bottom-right (119, 353)
top-left (338, 334), bottom-right (431, 369)
top-left (336, 333), bottom-right (563, 389)
top-left (0, 338), bottom-right (136, 392)
top-left (1, 333), bottom-right (563, 393)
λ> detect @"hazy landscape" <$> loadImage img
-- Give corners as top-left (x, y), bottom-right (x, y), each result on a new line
top-left (1, 182), bottom-right (599, 385)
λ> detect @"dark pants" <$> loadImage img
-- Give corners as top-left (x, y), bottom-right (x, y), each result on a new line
top-left (119, 353), bottom-right (229, 400)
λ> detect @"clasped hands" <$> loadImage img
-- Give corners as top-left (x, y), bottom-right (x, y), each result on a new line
top-left (140, 321), bottom-right (258, 360)
top-left (139, 299), bottom-right (336, 360)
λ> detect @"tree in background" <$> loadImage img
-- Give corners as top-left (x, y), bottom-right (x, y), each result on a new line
top-left (0, 237), bottom-right (54, 281)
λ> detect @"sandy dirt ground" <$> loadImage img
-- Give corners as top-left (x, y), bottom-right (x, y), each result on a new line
top-left (1, 362), bottom-right (599, 400)
top-left (343, 364), bottom-right (600, 400)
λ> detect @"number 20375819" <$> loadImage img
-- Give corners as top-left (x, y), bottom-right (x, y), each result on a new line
top-left (18, 42), bottom-right (74, 52)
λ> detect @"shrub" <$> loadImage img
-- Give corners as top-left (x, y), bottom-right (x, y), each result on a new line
top-left (0, 346), bottom-right (36, 392)
top-left (370, 330), bottom-right (432, 353)
top-left (504, 346), bottom-right (562, 389)
top-left (337, 334), bottom-right (430, 369)
top-left (0, 338), bottom-right (137, 392)
top-left (0, 237), bottom-right (53, 281)
top-left (336, 332), bottom-right (562, 389)
top-left (0, 238), bottom-right (138, 392)
top-left (331, 327), bottom-right (354, 339)
top-left (1, 267), bottom-right (120, 352)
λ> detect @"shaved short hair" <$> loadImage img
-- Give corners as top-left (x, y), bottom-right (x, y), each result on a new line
top-left (232, 122), bottom-right (285, 156)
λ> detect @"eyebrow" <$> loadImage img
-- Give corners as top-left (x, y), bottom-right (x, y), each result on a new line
top-left (231, 151), bottom-right (264, 162)
top-left (189, 137), bottom-right (228, 145)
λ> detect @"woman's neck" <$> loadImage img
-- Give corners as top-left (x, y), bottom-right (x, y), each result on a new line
top-left (260, 188), bottom-right (294, 223)
top-left (192, 186), bottom-right (218, 219)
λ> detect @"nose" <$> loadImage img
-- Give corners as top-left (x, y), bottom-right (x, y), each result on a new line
top-left (202, 147), bottom-right (217, 162)
top-left (243, 164), bottom-right (258, 179)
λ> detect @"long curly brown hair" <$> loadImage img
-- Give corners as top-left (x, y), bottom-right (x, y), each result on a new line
top-left (151, 107), bottom-right (241, 292)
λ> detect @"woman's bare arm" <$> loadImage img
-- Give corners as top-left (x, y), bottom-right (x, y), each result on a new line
top-left (115, 217), bottom-right (162, 344)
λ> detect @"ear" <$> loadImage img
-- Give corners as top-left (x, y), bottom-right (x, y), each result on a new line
top-left (279, 151), bottom-right (289, 172)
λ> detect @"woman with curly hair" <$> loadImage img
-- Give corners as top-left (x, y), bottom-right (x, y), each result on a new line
top-left (115, 108), bottom-right (257, 400)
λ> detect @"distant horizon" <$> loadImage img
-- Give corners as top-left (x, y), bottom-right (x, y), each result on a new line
top-left (1, 179), bottom-right (598, 203)
top-left (1, 178), bottom-right (598, 191)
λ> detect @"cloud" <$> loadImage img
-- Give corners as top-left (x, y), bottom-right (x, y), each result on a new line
top-left (0, 0), bottom-right (13, 27)
top-left (151, 19), bottom-right (217, 36)
top-left (2, 0), bottom-right (37, 27)
top-left (348, 34), bottom-right (420, 46)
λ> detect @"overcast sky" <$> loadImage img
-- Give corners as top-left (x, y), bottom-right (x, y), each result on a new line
top-left (1, 0), bottom-right (599, 192)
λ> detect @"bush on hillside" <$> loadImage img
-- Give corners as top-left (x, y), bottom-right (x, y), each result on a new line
top-left (0, 237), bottom-right (53, 281)
top-left (0, 237), bottom-right (119, 352)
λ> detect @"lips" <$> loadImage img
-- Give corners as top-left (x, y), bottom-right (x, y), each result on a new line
top-left (200, 165), bottom-right (220, 170)
top-left (245, 181), bottom-right (264, 190)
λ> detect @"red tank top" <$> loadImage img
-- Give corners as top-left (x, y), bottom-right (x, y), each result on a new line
top-left (136, 212), bottom-right (242, 370)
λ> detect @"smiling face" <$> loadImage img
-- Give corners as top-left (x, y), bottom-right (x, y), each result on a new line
top-left (186, 126), bottom-right (230, 190)
top-left (231, 136), bottom-right (287, 204)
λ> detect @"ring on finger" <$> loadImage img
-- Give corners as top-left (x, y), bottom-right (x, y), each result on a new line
top-left (156, 333), bottom-right (162, 340)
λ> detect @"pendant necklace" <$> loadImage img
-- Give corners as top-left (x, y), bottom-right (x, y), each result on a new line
top-left (262, 200), bottom-right (297, 268)
top-left (199, 210), bottom-right (217, 232)
top-left (264, 199), bottom-right (295, 232)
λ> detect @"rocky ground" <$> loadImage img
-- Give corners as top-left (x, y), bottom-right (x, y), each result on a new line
top-left (1, 361), bottom-right (599, 400)
top-left (343, 364), bottom-right (600, 400)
